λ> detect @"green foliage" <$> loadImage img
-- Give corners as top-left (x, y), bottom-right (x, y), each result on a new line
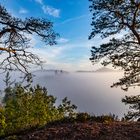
top-left (122, 95), bottom-right (140, 121)
top-left (76, 113), bottom-right (119, 123)
top-left (0, 84), bottom-right (77, 137)
top-left (93, 114), bottom-right (119, 123)
top-left (89, 0), bottom-right (140, 90)
top-left (76, 112), bottom-right (90, 122)
top-left (58, 97), bottom-right (77, 119)
top-left (0, 106), bottom-right (6, 136)
top-left (3, 72), bottom-right (15, 88)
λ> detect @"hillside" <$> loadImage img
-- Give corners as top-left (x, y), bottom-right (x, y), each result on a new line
top-left (95, 67), bottom-right (115, 72)
top-left (4, 121), bottom-right (140, 140)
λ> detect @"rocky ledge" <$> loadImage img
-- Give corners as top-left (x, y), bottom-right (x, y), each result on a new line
top-left (4, 121), bottom-right (140, 140)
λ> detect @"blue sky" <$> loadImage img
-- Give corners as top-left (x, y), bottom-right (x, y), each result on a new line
top-left (0, 0), bottom-right (102, 71)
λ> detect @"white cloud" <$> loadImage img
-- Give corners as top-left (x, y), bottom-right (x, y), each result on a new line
top-left (34, 0), bottom-right (60, 17)
top-left (19, 8), bottom-right (28, 14)
top-left (44, 57), bottom-right (94, 71)
top-left (24, 34), bottom-right (38, 47)
top-left (42, 5), bottom-right (60, 17)
top-left (29, 40), bottom-right (94, 71)
top-left (24, 37), bottom-right (98, 71)
top-left (32, 47), bottom-right (64, 60)
top-left (35, 0), bottom-right (43, 4)
top-left (56, 14), bottom-right (90, 25)
top-left (57, 38), bottom-right (69, 43)
top-left (76, 56), bottom-right (96, 71)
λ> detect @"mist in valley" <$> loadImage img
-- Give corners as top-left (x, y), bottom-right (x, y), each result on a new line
top-left (1, 70), bottom-right (139, 118)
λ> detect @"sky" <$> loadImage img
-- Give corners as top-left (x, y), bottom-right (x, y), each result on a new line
top-left (0, 0), bottom-right (103, 71)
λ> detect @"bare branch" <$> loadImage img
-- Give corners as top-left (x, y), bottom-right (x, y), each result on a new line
top-left (0, 4), bottom-right (58, 74)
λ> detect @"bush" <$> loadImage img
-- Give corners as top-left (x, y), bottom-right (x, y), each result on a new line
top-left (90, 114), bottom-right (119, 123)
top-left (0, 106), bottom-right (6, 136)
top-left (58, 97), bottom-right (77, 119)
top-left (0, 84), bottom-right (77, 137)
top-left (76, 112), bottom-right (90, 122)
top-left (75, 113), bottom-right (118, 123)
